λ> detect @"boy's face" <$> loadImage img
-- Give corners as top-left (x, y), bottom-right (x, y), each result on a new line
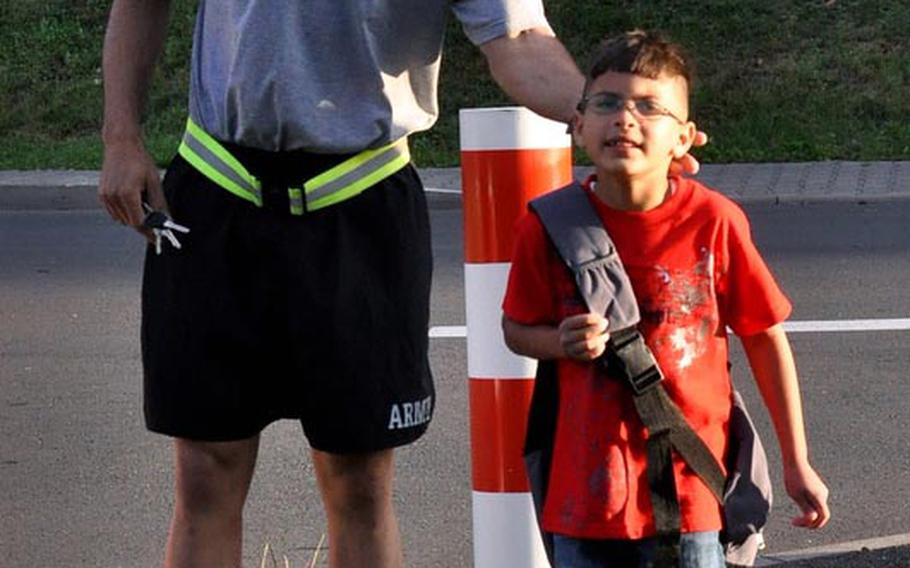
top-left (575, 71), bottom-right (696, 181)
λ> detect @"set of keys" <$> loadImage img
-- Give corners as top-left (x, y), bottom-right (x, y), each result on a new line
top-left (142, 203), bottom-right (190, 255)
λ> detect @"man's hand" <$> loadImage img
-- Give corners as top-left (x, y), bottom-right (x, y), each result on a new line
top-left (558, 313), bottom-right (609, 361)
top-left (784, 461), bottom-right (831, 529)
top-left (670, 130), bottom-right (708, 175)
top-left (669, 130), bottom-right (708, 175)
top-left (99, 141), bottom-right (165, 240)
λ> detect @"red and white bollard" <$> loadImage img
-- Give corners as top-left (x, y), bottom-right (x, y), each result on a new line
top-left (460, 107), bottom-right (573, 567)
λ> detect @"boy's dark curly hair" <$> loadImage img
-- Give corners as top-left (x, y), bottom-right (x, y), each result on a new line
top-left (584, 30), bottom-right (694, 95)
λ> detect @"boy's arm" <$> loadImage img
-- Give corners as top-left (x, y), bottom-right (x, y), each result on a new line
top-left (740, 323), bottom-right (831, 529)
top-left (502, 313), bottom-right (609, 362)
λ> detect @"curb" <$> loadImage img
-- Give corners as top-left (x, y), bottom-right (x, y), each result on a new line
top-left (4, 182), bottom-right (907, 213)
top-left (2, 162), bottom-right (910, 211)
top-left (0, 170), bottom-right (102, 211)
top-left (0, 185), bottom-right (101, 211)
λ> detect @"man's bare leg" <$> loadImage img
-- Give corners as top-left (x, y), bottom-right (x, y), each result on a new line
top-left (164, 436), bottom-right (260, 568)
top-left (312, 448), bottom-right (402, 568)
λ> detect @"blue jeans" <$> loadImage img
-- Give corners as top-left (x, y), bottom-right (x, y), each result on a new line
top-left (553, 531), bottom-right (725, 568)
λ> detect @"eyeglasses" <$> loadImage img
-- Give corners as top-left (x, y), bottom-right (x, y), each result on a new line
top-left (577, 91), bottom-right (685, 124)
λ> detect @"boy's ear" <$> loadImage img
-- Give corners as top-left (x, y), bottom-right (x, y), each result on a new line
top-left (671, 121), bottom-right (697, 159)
top-left (572, 110), bottom-right (586, 147)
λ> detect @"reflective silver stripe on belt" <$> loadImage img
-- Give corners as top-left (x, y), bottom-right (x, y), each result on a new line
top-left (305, 139), bottom-right (408, 206)
top-left (181, 130), bottom-right (262, 205)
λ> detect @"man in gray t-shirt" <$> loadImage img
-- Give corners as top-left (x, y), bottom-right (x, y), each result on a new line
top-left (99, 2), bottom-right (709, 567)
top-left (99, 2), bottom-right (587, 567)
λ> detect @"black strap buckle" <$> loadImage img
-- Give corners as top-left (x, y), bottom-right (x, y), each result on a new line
top-left (627, 365), bottom-right (664, 395)
top-left (610, 329), bottom-right (664, 395)
top-left (260, 178), bottom-right (299, 214)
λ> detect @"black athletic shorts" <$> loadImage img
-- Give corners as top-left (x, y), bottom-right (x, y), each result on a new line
top-left (142, 145), bottom-right (434, 453)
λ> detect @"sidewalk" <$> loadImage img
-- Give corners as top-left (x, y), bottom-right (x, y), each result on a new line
top-left (2, 161), bottom-right (910, 210)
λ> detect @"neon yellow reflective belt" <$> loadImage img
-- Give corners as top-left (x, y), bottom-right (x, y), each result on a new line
top-left (177, 117), bottom-right (410, 214)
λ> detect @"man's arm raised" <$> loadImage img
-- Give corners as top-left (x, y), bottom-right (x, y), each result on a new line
top-left (479, 28), bottom-right (706, 173)
top-left (479, 28), bottom-right (584, 124)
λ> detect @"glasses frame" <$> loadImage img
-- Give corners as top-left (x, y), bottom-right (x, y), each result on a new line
top-left (577, 91), bottom-right (686, 125)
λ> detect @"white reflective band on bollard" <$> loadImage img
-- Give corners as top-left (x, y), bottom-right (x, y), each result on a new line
top-left (465, 263), bottom-right (538, 379)
top-left (460, 106), bottom-right (572, 151)
top-left (472, 491), bottom-right (549, 567)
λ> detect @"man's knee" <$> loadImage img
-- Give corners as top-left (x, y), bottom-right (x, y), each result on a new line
top-left (313, 449), bottom-right (395, 516)
top-left (173, 437), bottom-right (259, 515)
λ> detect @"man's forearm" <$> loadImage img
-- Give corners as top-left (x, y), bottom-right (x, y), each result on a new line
top-left (102, 0), bottom-right (172, 145)
top-left (480, 29), bottom-right (584, 124)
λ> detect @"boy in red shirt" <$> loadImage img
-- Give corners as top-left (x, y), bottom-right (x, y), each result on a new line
top-left (502, 30), bottom-right (830, 567)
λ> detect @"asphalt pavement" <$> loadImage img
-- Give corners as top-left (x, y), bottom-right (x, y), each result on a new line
top-left (2, 160), bottom-right (908, 567)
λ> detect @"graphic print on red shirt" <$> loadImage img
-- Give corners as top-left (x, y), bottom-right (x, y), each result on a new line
top-left (502, 176), bottom-right (791, 539)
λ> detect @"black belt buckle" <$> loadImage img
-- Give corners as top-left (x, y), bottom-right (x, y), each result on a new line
top-left (611, 330), bottom-right (664, 395)
top-left (260, 179), bottom-right (293, 214)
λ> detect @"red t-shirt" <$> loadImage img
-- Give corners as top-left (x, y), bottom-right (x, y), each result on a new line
top-left (502, 176), bottom-right (791, 539)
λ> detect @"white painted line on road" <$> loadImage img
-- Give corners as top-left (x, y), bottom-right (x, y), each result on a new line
top-left (430, 319), bottom-right (910, 339)
top-left (429, 326), bottom-right (467, 338)
top-left (783, 318), bottom-right (910, 332)
top-left (425, 187), bottom-right (460, 195)
top-left (756, 532), bottom-right (910, 566)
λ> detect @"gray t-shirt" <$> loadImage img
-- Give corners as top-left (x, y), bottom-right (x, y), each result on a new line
top-left (189, 0), bottom-right (551, 153)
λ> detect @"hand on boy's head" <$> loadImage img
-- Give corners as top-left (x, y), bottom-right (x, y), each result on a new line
top-left (784, 462), bottom-right (831, 529)
top-left (558, 313), bottom-right (610, 361)
top-left (669, 130), bottom-right (708, 176)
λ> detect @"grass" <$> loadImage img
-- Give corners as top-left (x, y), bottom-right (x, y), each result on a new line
top-left (1, 1), bottom-right (908, 168)
top-left (0, 0), bottom-right (195, 169)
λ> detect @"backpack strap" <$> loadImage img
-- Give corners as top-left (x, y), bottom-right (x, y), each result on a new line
top-left (530, 181), bottom-right (641, 331)
top-left (529, 181), bottom-right (727, 564)
top-left (523, 359), bottom-right (558, 565)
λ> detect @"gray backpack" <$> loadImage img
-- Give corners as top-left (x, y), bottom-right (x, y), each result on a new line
top-left (522, 181), bottom-right (772, 567)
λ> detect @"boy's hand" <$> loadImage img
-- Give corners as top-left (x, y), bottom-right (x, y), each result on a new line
top-left (784, 462), bottom-right (831, 529)
top-left (670, 130), bottom-right (708, 175)
top-left (558, 313), bottom-right (609, 361)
